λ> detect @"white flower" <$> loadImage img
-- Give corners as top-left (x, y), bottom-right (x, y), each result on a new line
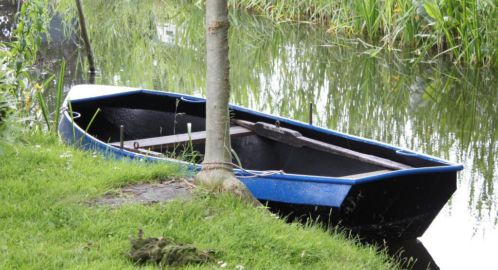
top-left (217, 261), bottom-right (227, 268)
top-left (59, 152), bottom-right (72, 158)
top-left (270, 213), bottom-right (279, 219)
top-left (235, 265), bottom-right (244, 270)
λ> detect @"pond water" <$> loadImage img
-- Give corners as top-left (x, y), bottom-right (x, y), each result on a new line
top-left (4, 1), bottom-right (498, 269)
top-left (0, 0), bottom-right (16, 41)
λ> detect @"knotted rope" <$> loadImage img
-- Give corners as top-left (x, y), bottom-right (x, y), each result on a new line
top-left (201, 161), bottom-right (284, 178)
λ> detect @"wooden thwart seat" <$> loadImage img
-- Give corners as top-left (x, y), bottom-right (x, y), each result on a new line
top-left (111, 126), bottom-right (252, 151)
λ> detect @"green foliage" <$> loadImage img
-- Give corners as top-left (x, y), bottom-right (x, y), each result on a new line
top-left (0, 134), bottom-right (396, 269)
top-left (0, 0), bottom-right (59, 136)
top-left (353, 0), bottom-right (381, 40)
top-left (0, 91), bottom-right (16, 140)
top-left (53, 61), bottom-right (65, 130)
top-left (4, 0), bottom-right (49, 101)
top-left (1, 44), bottom-right (17, 139)
top-left (226, 0), bottom-right (497, 66)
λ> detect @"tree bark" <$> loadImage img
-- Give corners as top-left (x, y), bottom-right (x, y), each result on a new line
top-left (195, 0), bottom-right (256, 203)
top-left (75, 0), bottom-right (96, 74)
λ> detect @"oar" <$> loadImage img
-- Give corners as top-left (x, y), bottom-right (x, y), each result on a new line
top-left (233, 119), bottom-right (411, 170)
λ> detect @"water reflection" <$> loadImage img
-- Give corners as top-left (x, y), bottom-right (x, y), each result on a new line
top-left (49, 1), bottom-right (498, 268)
top-left (0, 0), bottom-right (16, 41)
top-left (382, 239), bottom-right (439, 270)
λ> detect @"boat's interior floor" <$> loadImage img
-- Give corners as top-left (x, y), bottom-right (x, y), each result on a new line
top-left (71, 98), bottom-right (444, 178)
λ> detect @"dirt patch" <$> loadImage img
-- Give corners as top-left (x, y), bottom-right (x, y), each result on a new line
top-left (95, 180), bottom-right (195, 206)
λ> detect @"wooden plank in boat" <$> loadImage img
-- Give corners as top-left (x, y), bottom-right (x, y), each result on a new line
top-left (120, 146), bottom-right (164, 157)
top-left (233, 119), bottom-right (411, 170)
top-left (297, 136), bottom-right (411, 170)
top-left (111, 126), bottom-right (252, 151)
top-left (339, 170), bottom-right (392, 179)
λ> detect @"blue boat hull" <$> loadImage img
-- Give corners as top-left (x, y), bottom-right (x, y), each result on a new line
top-left (58, 85), bottom-right (463, 239)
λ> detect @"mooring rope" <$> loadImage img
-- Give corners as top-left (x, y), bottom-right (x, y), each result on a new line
top-left (201, 161), bottom-right (284, 178)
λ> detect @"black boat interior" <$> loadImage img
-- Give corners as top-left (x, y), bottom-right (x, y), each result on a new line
top-left (70, 92), bottom-right (447, 178)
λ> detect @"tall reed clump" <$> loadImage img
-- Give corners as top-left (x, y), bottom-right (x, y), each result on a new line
top-left (422, 0), bottom-right (496, 65)
top-left (0, 0), bottom-right (63, 138)
top-left (226, 0), bottom-right (497, 67)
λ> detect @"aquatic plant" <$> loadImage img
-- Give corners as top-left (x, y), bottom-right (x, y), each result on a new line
top-left (0, 90), bottom-right (17, 140)
top-left (226, 0), bottom-right (497, 67)
top-left (0, 0), bottom-right (66, 134)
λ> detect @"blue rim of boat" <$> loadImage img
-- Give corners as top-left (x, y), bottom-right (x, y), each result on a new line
top-left (62, 88), bottom-right (464, 186)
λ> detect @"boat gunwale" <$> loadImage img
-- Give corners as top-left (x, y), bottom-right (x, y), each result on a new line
top-left (61, 85), bottom-right (464, 186)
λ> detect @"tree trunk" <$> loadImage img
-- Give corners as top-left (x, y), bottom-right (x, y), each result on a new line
top-left (75, 0), bottom-right (96, 74)
top-left (195, 0), bottom-right (256, 203)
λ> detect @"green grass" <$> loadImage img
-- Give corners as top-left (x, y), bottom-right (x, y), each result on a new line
top-left (0, 133), bottom-right (397, 269)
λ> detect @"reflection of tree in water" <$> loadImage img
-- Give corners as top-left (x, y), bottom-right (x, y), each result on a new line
top-left (57, 1), bottom-right (497, 225)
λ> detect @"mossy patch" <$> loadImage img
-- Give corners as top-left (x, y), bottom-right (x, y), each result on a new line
top-left (127, 230), bottom-right (216, 268)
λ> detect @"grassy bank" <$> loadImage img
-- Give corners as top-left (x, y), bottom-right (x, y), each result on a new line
top-left (0, 134), bottom-right (396, 269)
top-left (227, 0), bottom-right (497, 67)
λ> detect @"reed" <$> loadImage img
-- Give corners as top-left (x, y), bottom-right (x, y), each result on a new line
top-left (35, 75), bottom-right (55, 130)
top-left (0, 0), bottom-right (60, 135)
top-left (227, 0), bottom-right (496, 67)
top-left (53, 61), bottom-right (65, 130)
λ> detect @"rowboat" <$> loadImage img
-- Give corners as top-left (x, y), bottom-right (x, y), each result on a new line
top-left (58, 85), bottom-right (463, 240)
